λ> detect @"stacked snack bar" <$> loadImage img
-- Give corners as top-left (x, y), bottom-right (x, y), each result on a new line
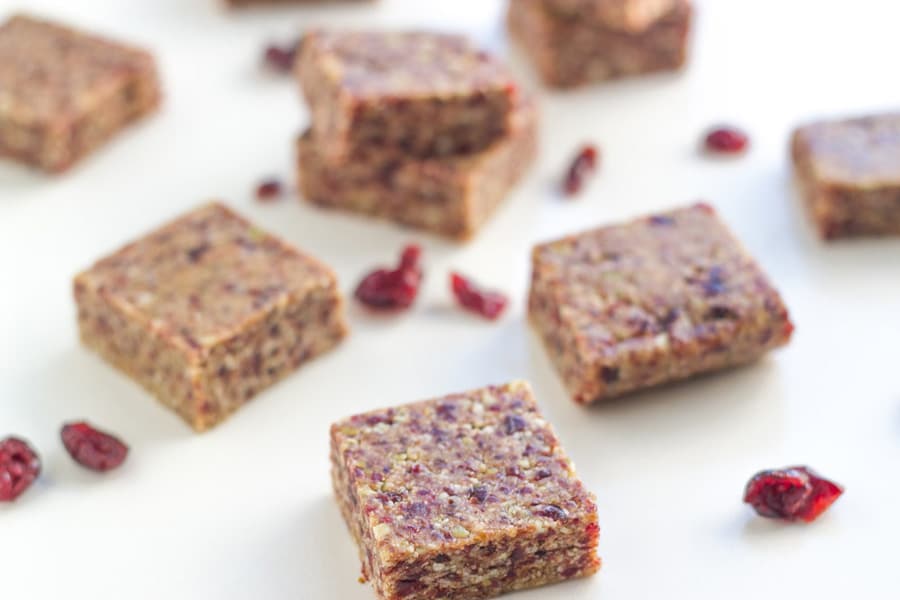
top-left (508, 0), bottom-right (693, 88)
top-left (295, 31), bottom-right (537, 239)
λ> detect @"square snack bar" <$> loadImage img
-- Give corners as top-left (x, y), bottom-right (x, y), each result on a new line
top-left (74, 203), bottom-right (348, 432)
top-left (528, 203), bottom-right (793, 405)
top-left (330, 381), bottom-right (600, 600)
top-left (0, 14), bottom-right (160, 173)
top-left (544, 0), bottom-right (678, 32)
top-left (507, 0), bottom-right (692, 88)
top-left (297, 98), bottom-right (537, 239)
top-left (791, 113), bottom-right (900, 239)
top-left (297, 30), bottom-right (518, 160)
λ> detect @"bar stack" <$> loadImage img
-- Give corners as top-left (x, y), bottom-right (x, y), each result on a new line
top-left (294, 30), bottom-right (538, 240)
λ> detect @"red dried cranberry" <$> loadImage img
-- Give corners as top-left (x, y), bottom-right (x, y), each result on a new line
top-left (449, 272), bottom-right (508, 320)
top-left (263, 41), bottom-right (298, 73)
top-left (563, 144), bottom-right (600, 196)
top-left (60, 422), bottom-right (129, 472)
top-left (354, 244), bottom-right (423, 310)
top-left (743, 466), bottom-right (843, 522)
top-left (704, 126), bottom-right (749, 155)
top-left (0, 437), bottom-right (41, 502)
top-left (255, 178), bottom-right (284, 202)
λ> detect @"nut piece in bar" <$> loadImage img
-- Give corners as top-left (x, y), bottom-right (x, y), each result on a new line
top-left (544, 0), bottom-right (678, 33)
top-left (528, 203), bottom-right (793, 404)
top-left (74, 202), bottom-right (348, 432)
top-left (330, 381), bottom-right (600, 600)
top-left (297, 30), bottom-right (518, 160)
top-left (0, 14), bottom-right (161, 173)
top-left (297, 97), bottom-right (537, 239)
top-left (791, 113), bottom-right (900, 239)
top-left (507, 0), bottom-right (692, 88)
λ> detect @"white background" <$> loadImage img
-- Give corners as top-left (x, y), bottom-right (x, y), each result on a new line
top-left (2, 0), bottom-right (899, 598)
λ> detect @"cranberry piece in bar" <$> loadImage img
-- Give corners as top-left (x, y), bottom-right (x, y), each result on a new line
top-left (508, 0), bottom-right (693, 88)
top-left (0, 437), bottom-right (41, 502)
top-left (0, 14), bottom-right (161, 173)
top-left (450, 272), bottom-right (509, 320)
top-left (792, 112), bottom-right (900, 239)
top-left (61, 422), bottom-right (129, 472)
top-left (355, 244), bottom-right (423, 310)
top-left (263, 42), bottom-right (298, 73)
top-left (528, 203), bottom-right (793, 404)
top-left (704, 126), bottom-right (749, 155)
top-left (73, 202), bottom-right (348, 432)
top-left (255, 177), bottom-right (284, 202)
top-left (330, 381), bottom-right (600, 599)
top-left (297, 97), bottom-right (537, 240)
top-left (744, 466), bottom-right (844, 522)
top-left (297, 30), bottom-right (519, 160)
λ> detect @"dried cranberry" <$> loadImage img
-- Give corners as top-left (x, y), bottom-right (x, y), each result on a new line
top-left (263, 41), bottom-right (298, 73)
top-left (600, 366), bottom-right (620, 383)
top-left (469, 485), bottom-right (488, 503)
top-left (449, 272), bottom-right (508, 320)
top-left (743, 466), bottom-right (843, 522)
top-left (704, 126), bottom-right (749, 155)
top-left (255, 178), bottom-right (284, 202)
top-left (60, 422), bottom-right (129, 472)
top-left (503, 415), bottom-right (527, 435)
top-left (0, 437), bottom-right (41, 502)
top-left (533, 504), bottom-right (568, 520)
top-left (562, 144), bottom-right (600, 196)
top-left (355, 244), bottom-right (423, 310)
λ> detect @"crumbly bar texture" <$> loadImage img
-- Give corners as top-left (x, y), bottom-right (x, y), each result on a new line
top-left (74, 202), bottom-right (348, 432)
top-left (791, 113), bottom-right (900, 239)
top-left (544, 0), bottom-right (678, 32)
top-left (297, 30), bottom-right (518, 160)
top-left (297, 97), bottom-right (537, 240)
top-left (330, 381), bottom-right (600, 600)
top-left (0, 14), bottom-right (161, 173)
top-left (508, 0), bottom-right (692, 88)
top-left (528, 203), bottom-right (794, 405)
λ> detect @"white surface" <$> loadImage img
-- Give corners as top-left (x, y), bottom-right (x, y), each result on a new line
top-left (2, 0), bottom-right (899, 598)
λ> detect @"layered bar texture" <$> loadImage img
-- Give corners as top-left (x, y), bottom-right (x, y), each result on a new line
top-left (330, 381), bottom-right (600, 600)
top-left (792, 113), bottom-right (900, 239)
top-left (528, 203), bottom-right (793, 404)
top-left (297, 30), bottom-right (518, 160)
top-left (297, 98), bottom-right (537, 239)
top-left (74, 203), bottom-right (348, 431)
top-left (0, 14), bottom-right (161, 173)
top-left (507, 0), bottom-right (692, 88)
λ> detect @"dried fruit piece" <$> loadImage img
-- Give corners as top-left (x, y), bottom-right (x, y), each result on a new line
top-left (61, 422), bottom-right (129, 472)
top-left (355, 244), bottom-right (423, 310)
top-left (704, 126), bottom-right (749, 154)
top-left (743, 466), bottom-right (843, 522)
top-left (563, 144), bottom-right (599, 196)
top-left (263, 41), bottom-right (298, 73)
top-left (450, 272), bottom-right (508, 320)
top-left (0, 437), bottom-right (41, 502)
top-left (255, 178), bottom-right (284, 202)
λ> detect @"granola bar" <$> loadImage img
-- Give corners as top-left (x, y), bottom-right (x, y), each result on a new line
top-left (791, 113), bottom-right (900, 239)
top-left (528, 203), bottom-right (794, 404)
top-left (297, 97), bottom-right (537, 239)
top-left (330, 381), bottom-right (600, 600)
top-left (297, 30), bottom-right (518, 160)
top-left (74, 202), bottom-right (348, 431)
top-left (507, 0), bottom-right (692, 88)
top-left (0, 14), bottom-right (161, 173)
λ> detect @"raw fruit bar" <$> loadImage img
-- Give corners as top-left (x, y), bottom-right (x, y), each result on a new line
top-left (297, 30), bottom-right (518, 160)
top-left (297, 97), bottom-right (537, 239)
top-left (0, 14), bottom-right (161, 173)
top-left (528, 203), bottom-right (793, 404)
top-left (74, 202), bottom-right (348, 432)
top-left (792, 113), bottom-right (900, 239)
top-left (507, 0), bottom-right (692, 88)
top-left (330, 380), bottom-right (600, 600)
